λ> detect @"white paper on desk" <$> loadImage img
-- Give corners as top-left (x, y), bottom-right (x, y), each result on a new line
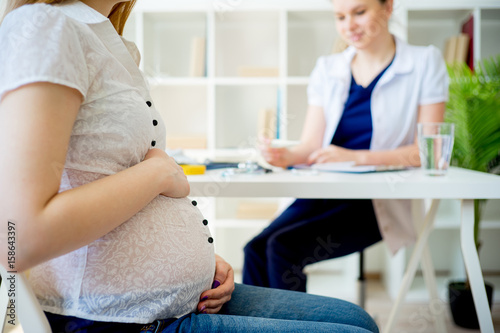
top-left (310, 162), bottom-right (377, 173)
top-left (293, 162), bottom-right (408, 173)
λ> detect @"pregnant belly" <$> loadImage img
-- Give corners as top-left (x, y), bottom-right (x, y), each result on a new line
top-left (81, 196), bottom-right (216, 316)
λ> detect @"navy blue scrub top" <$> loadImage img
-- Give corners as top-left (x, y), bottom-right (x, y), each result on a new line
top-left (331, 59), bottom-right (394, 150)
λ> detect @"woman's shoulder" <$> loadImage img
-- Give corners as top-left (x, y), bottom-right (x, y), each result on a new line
top-left (1, 3), bottom-right (82, 35)
top-left (400, 40), bottom-right (443, 65)
top-left (312, 52), bottom-right (350, 75)
top-left (3, 3), bottom-right (62, 23)
top-left (0, 3), bottom-right (96, 57)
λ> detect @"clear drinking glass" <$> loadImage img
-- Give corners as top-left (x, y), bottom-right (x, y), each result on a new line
top-left (417, 123), bottom-right (455, 176)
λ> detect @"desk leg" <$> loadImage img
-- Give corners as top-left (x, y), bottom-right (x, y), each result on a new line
top-left (460, 199), bottom-right (494, 332)
top-left (384, 199), bottom-right (440, 333)
top-left (421, 245), bottom-right (447, 332)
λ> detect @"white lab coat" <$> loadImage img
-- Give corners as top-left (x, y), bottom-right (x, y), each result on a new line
top-left (307, 37), bottom-right (449, 254)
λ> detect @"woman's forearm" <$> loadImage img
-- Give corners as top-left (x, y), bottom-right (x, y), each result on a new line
top-left (357, 144), bottom-right (421, 166)
top-left (15, 158), bottom-right (168, 271)
top-left (0, 84), bottom-right (182, 271)
top-left (288, 143), bottom-right (317, 166)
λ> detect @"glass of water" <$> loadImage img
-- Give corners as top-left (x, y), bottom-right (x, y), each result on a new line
top-left (417, 123), bottom-right (455, 176)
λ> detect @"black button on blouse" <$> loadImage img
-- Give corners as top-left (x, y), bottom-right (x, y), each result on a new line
top-left (151, 140), bottom-right (156, 147)
top-left (192, 200), bottom-right (197, 206)
top-left (208, 237), bottom-right (214, 244)
top-left (146, 101), bottom-right (152, 107)
top-left (153, 119), bottom-right (158, 126)
top-left (202, 219), bottom-right (208, 226)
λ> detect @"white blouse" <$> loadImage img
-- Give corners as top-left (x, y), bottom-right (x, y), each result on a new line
top-left (0, 1), bottom-right (215, 324)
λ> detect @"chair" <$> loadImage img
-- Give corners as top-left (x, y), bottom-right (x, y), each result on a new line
top-left (0, 266), bottom-right (51, 333)
top-left (357, 250), bottom-right (366, 309)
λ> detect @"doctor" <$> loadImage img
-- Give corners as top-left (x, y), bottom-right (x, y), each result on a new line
top-left (243, 0), bottom-right (449, 292)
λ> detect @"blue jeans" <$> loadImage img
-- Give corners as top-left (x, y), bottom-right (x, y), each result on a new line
top-left (164, 284), bottom-right (378, 332)
top-left (243, 199), bottom-right (382, 291)
top-left (46, 284), bottom-right (378, 332)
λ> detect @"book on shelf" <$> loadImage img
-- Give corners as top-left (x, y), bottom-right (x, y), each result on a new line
top-left (257, 108), bottom-right (276, 140)
top-left (444, 35), bottom-right (458, 63)
top-left (443, 33), bottom-right (470, 64)
top-left (461, 15), bottom-right (474, 70)
top-left (189, 37), bottom-right (206, 77)
top-left (455, 34), bottom-right (470, 64)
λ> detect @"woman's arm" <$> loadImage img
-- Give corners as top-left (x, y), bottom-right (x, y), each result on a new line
top-left (0, 83), bottom-right (188, 272)
top-left (307, 102), bottom-right (446, 166)
top-left (260, 105), bottom-right (326, 168)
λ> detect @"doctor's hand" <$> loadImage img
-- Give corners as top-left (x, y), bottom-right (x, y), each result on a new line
top-left (307, 145), bottom-right (361, 165)
top-left (259, 137), bottom-right (293, 168)
top-left (143, 148), bottom-right (190, 198)
top-left (197, 254), bottom-right (235, 314)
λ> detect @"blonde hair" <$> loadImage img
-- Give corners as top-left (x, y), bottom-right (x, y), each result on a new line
top-left (1, 0), bottom-right (136, 35)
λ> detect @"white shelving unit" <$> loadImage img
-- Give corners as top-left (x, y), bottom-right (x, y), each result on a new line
top-left (401, 0), bottom-right (500, 63)
top-left (125, 0), bottom-right (500, 301)
top-left (125, 0), bottom-right (500, 150)
top-left (125, 0), bottom-right (340, 150)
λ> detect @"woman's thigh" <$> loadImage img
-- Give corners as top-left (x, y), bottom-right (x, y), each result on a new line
top-left (250, 199), bottom-right (376, 245)
top-left (268, 199), bottom-right (382, 261)
top-left (160, 284), bottom-right (378, 333)
top-left (221, 284), bottom-right (376, 325)
top-left (164, 314), bottom-right (376, 333)
top-left (164, 284), bottom-right (378, 333)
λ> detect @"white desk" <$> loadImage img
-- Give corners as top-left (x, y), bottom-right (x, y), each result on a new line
top-left (188, 166), bottom-right (500, 332)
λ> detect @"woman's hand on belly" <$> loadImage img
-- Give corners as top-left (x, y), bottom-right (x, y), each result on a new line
top-left (144, 148), bottom-right (190, 198)
top-left (197, 254), bottom-right (235, 314)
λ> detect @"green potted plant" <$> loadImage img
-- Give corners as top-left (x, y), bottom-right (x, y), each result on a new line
top-left (445, 54), bottom-right (500, 329)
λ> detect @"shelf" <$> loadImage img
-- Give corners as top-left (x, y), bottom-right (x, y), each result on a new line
top-left (215, 11), bottom-right (280, 77)
top-left (407, 9), bottom-right (473, 53)
top-left (148, 77), bottom-right (209, 86)
top-left (215, 85), bottom-right (279, 149)
top-left (402, 0), bottom-right (500, 10)
top-left (288, 11), bottom-right (338, 77)
top-left (408, 9), bottom-right (473, 21)
top-left (287, 77), bottom-right (309, 85)
top-left (214, 77), bottom-right (281, 86)
top-left (149, 85), bottom-right (208, 149)
top-left (143, 12), bottom-right (207, 78)
top-left (212, 0), bottom-right (333, 12)
top-left (480, 8), bottom-right (500, 60)
top-left (286, 85), bottom-right (308, 141)
top-left (136, 0), bottom-right (210, 12)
